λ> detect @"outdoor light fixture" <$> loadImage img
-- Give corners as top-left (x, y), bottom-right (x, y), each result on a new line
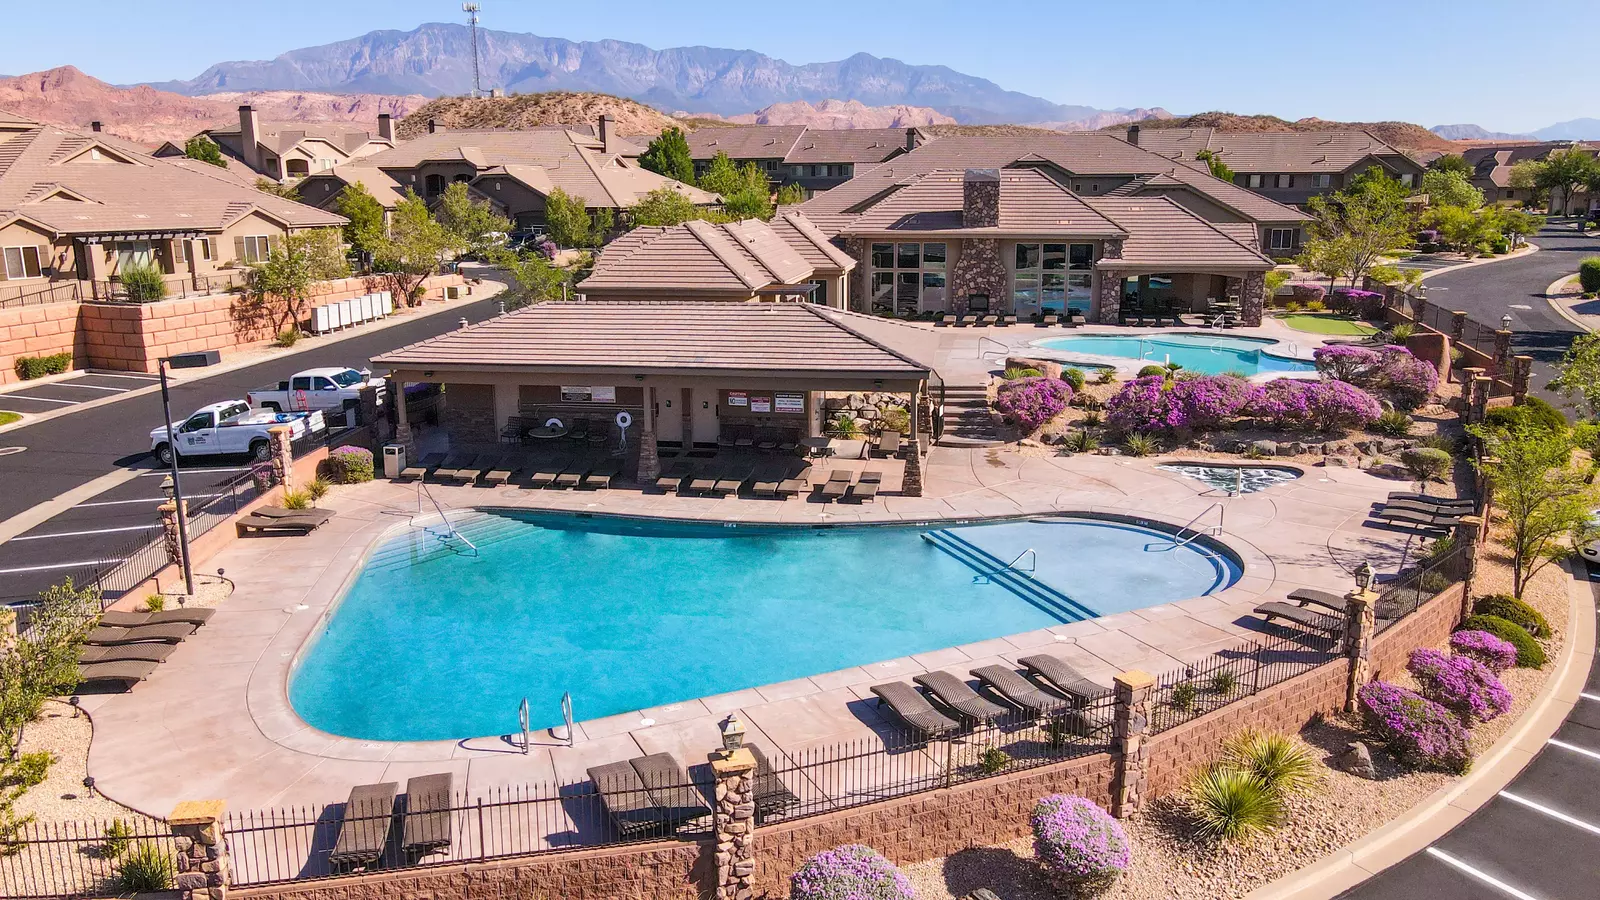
top-left (721, 714), bottom-right (747, 753)
top-left (1354, 561), bottom-right (1375, 593)
top-left (635, 374), bottom-right (645, 381)
top-left (1501, 314), bottom-right (1513, 331)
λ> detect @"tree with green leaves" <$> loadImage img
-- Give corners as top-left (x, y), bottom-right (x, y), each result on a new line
top-left (1507, 160), bottom-right (1546, 205)
top-left (639, 126), bottom-right (695, 184)
top-left (775, 182), bottom-right (807, 206)
top-left (1428, 153), bottom-right (1472, 177)
top-left (1298, 169), bottom-right (1414, 289)
top-left (544, 188), bottom-right (603, 248)
top-left (1421, 169), bottom-right (1484, 210)
top-left (1485, 206), bottom-right (1545, 248)
top-left (334, 181), bottom-right (386, 259)
top-left (1550, 332), bottom-right (1600, 419)
top-left (1195, 148), bottom-right (1235, 182)
top-left (1471, 423), bottom-right (1597, 597)
top-left (628, 186), bottom-right (705, 227)
top-left (374, 189), bottom-right (453, 305)
top-left (184, 135), bottom-right (227, 168)
top-left (253, 178), bottom-right (303, 200)
top-left (435, 181), bottom-right (510, 257)
top-left (240, 228), bottom-right (350, 333)
top-left (1534, 147), bottom-right (1600, 222)
top-left (699, 152), bottom-right (775, 220)
top-left (488, 247), bottom-right (571, 310)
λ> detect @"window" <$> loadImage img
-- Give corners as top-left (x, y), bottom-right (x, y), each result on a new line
top-left (239, 235), bottom-right (271, 264)
top-left (1399, 173), bottom-right (1415, 187)
top-left (174, 240), bottom-right (187, 265)
top-left (1314, 174), bottom-right (1332, 189)
top-left (424, 173), bottom-right (446, 196)
top-left (291, 376), bottom-right (312, 391)
top-left (179, 412), bottom-right (214, 433)
top-left (317, 158), bottom-right (336, 171)
top-left (1247, 174), bottom-right (1263, 188)
top-left (1275, 174), bottom-right (1293, 189)
top-left (1012, 242), bottom-right (1093, 315)
top-left (113, 241), bottom-right (153, 270)
top-left (2, 246), bottom-right (42, 279)
top-left (330, 369), bottom-right (365, 387)
top-left (868, 241), bottom-right (945, 314)
top-left (1268, 228), bottom-right (1299, 251)
top-left (197, 238), bottom-right (213, 261)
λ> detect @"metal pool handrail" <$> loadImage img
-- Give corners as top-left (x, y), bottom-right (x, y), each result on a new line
top-left (415, 480), bottom-right (479, 555)
top-left (1157, 502), bottom-right (1225, 551)
top-left (974, 546), bottom-right (1037, 582)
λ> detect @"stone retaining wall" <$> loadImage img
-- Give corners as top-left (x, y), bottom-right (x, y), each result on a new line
top-left (0, 301), bottom-right (83, 386)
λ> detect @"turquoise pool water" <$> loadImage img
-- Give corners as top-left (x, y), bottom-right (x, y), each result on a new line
top-left (1036, 333), bottom-right (1316, 376)
top-left (289, 511), bottom-right (1240, 741)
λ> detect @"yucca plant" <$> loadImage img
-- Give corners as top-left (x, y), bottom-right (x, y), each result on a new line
top-left (1221, 729), bottom-right (1320, 798)
top-left (1063, 430), bottom-right (1099, 454)
top-left (1208, 670), bottom-right (1239, 696)
top-left (280, 488), bottom-right (312, 511)
top-left (116, 843), bottom-right (174, 892)
top-left (1187, 766), bottom-right (1282, 841)
top-left (1123, 432), bottom-right (1157, 457)
top-left (1169, 681), bottom-right (1198, 712)
top-left (1080, 410), bottom-right (1103, 427)
top-left (1373, 409), bottom-right (1413, 437)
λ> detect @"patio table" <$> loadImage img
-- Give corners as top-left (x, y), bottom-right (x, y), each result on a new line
top-left (527, 425), bottom-right (568, 440)
top-left (798, 436), bottom-right (835, 458)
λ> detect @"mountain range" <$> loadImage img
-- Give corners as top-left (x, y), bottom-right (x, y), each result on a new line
top-left (1432, 120), bottom-right (1600, 141)
top-left (143, 22), bottom-right (1137, 125)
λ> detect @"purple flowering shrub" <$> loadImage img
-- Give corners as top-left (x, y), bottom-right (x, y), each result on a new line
top-left (1288, 283), bottom-right (1326, 303)
top-left (1171, 375), bottom-right (1253, 429)
top-left (1377, 346), bottom-right (1438, 410)
top-left (323, 445), bottom-right (375, 483)
top-left (789, 845), bottom-right (916, 900)
top-left (1244, 379), bottom-right (1382, 431)
top-left (1329, 288), bottom-right (1386, 319)
top-left (994, 376), bottom-right (1072, 434)
top-left (1357, 681), bottom-right (1473, 773)
top-left (1030, 795), bottom-right (1131, 886)
top-left (1105, 375), bottom-right (1251, 432)
top-left (1106, 376), bottom-right (1184, 432)
top-left (1313, 345), bottom-right (1383, 383)
top-left (1407, 648), bottom-right (1513, 722)
top-left (1449, 630), bottom-right (1518, 672)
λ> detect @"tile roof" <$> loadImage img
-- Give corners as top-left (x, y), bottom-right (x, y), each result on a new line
top-left (0, 123), bottom-right (346, 235)
top-left (843, 168), bottom-right (1127, 236)
top-left (686, 126), bottom-right (918, 164)
top-left (1081, 196), bottom-right (1273, 270)
top-left (205, 119), bottom-right (392, 156)
top-left (1134, 128), bottom-right (1416, 173)
top-left (581, 214), bottom-right (848, 294)
top-left (768, 212), bottom-right (857, 270)
top-left (1463, 142), bottom-right (1596, 188)
top-left (301, 165), bottom-right (409, 207)
top-left (371, 301), bottom-right (929, 377)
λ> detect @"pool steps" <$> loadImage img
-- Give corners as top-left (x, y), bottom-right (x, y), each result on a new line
top-left (364, 511), bottom-right (526, 572)
top-left (920, 529), bottom-right (1097, 623)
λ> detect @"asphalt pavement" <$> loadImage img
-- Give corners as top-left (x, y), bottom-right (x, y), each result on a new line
top-left (0, 371), bottom-right (161, 416)
top-left (1420, 220), bottom-right (1600, 406)
top-left (1336, 568), bottom-right (1600, 900)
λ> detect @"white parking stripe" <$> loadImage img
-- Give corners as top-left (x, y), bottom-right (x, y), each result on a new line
top-left (1580, 692), bottom-right (1600, 702)
top-left (83, 373), bottom-right (158, 381)
top-left (1548, 738), bottom-right (1600, 763)
top-left (1499, 790), bottom-right (1600, 837)
top-left (1424, 848), bottom-right (1542, 900)
top-left (74, 493), bottom-right (220, 508)
top-left (1, 395), bottom-right (78, 405)
top-left (48, 383), bottom-right (128, 393)
top-left (0, 559), bottom-right (121, 575)
top-left (138, 467), bottom-right (246, 476)
top-left (10, 524), bottom-right (159, 541)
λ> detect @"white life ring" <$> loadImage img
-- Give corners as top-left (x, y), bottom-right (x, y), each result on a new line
top-left (615, 411), bottom-right (633, 429)
top-left (545, 417), bottom-right (564, 429)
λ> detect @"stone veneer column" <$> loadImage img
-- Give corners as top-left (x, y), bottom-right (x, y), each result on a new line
top-left (1470, 375), bottom-right (1492, 425)
top-left (1450, 310), bottom-right (1468, 344)
top-left (1110, 670), bottom-right (1154, 819)
top-left (1097, 271), bottom-right (1124, 325)
top-left (637, 387), bottom-right (661, 483)
top-left (1511, 356), bottom-right (1533, 403)
top-left (1456, 516), bottom-right (1483, 622)
top-left (901, 440), bottom-right (923, 497)
top-left (840, 237), bottom-right (867, 313)
top-left (948, 238), bottom-right (1006, 313)
top-left (169, 800), bottom-right (228, 900)
top-left (267, 425), bottom-right (294, 492)
top-left (711, 749), bottom-right (758, 900)
top-left (159, 500), bottom-right (187, 570)
top-left (1342, 589), bottom-right (1377, 714)
top-left (1239, 270), bottom-right (1266, 326)
top-left (1492, 329), bottom-right (1513, 374)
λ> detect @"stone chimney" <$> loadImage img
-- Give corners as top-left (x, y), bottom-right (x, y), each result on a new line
top-left (377, 114), bottom-right (393, 142)
top-left (598, 114), bottom-right (614, 154)
top-left (238, 105), bottom-right (262, 172)
top-left (1126, 124), bottom-right (1140, 146)
top-left (90, 121), bottom-right (102, 133)
top-left (427, 118), bottom-right (440, 134)
top-left (963, 169), bottom-right (1000, 229)
top-left (905, 128), bottom-right (919, 153)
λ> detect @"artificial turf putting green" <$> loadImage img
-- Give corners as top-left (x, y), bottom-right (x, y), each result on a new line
top-left (1275, 313), bottom-right (1381, 336)
top-left (0, 411), bottom-right (19, 427)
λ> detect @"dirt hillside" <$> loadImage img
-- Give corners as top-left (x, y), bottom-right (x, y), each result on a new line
top-left (398, 92), bottom-right (678, 139)
top-left (1101, 110), bottom-right (1457, 152)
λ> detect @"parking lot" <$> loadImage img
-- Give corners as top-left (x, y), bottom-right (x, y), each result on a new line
top-left (0, 371), bottom-right (161, 417)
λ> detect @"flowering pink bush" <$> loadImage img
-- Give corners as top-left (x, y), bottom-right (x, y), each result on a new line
top-left (994, 376), bottom-right (1072, 434)
top-left (1105, 375), bottom-right (1251, 432)
top-left (1449, 630), bottom-right (1518, 672)
top-left (1330, 288), bottom-right (1386, 319)
top-left (1031, 795), bottom-right (1130, 887)
top-left (1170, 375), bottom-right (1253, 429)
top-left (1244, 379), bottom-right (1382, 431)
top-left (1377, 346), bottom-right (1439, 410)
top-left (1407, 648), bottom-right (1513, 722)
top-left (789, 845), bottom-right (915, 900)
top-left (324, 445), bottom-right (375, 483)
top-left (1288, 283), bottom-right (1326, 303)
top-left (1313, 345), bottom-right (1383, 383)
top-left (1357, 681), bottom-right (1472, 773)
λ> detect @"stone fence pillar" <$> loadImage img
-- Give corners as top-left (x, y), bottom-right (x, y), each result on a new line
top-left (711, 748), bottom-right (758, 900)
top-left (159, 500), bottom-right (188, 571)
top-left (901, 441), bottom-right (924, 497)
top-left (1492, 330), bottom-right (1513, 373)
top-left (1455, 516), bottom-right (1483, 622)
top-left (169, 800), bottom-right (228, 900)
top-left (1342, 590), bottom-right (1377, 713)
top-left (267, 425), bottom-right (293, 492)
top-left (1450, 310), bottom-right (1468, 344)
top-left (1110, 670), bottom-right (1155, 819)
top-left (1469, 375), bottom-right (1492, 426)
top-left (1511, 356), bottom-right (1533, 404)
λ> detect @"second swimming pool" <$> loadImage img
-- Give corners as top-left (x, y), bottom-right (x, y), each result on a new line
top-left (1036, 333), bottom-right (1316, 376)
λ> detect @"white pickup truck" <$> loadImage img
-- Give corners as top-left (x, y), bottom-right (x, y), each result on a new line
top-left (149, 401), bottom-right (327, 464)
top-left (246, 367), bottom-right (385, 415)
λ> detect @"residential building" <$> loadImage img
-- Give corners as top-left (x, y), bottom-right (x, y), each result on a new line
top-left (580, 212), bottom-right (855, 307)
top-left (156, 106), bottom-right (397, 183)
top-left (295, 116), bottom-right (717, 233)
top-left (685, 126), bottom-right (926, 193)
top-left (0, 111), bottom-right (346, 303)
top-left (795, 132), bottom-right (1305, 324)
top-left (1463, 141), bottom-right (1598, 209)
top-left (1131, 126), bottom-right (1426, 214)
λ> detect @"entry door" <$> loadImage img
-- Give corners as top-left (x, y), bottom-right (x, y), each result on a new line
top-left (691, 389), bottom-right (720, 447)
top-left (680, 388), bottom-right (694, 446)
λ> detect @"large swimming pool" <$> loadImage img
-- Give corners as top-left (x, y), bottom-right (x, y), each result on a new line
top-left (1035, 333), bottom-right (1316, 376)
top-left (289, 511), bottom-right (1241, 741)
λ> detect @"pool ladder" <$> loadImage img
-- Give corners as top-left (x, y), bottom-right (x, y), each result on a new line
top-left (975, 547), bottom-right (1036, 583)
top-left (415, 481), bottom-right (479, 555)
top-left (1156, 502), bottom-right (1225, 551)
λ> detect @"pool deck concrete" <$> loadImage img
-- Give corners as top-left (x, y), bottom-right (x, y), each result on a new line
top-left (83, 448), bottom-right (1422, 821)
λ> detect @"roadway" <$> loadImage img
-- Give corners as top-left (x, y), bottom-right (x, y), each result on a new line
top-left (1336, 567), bottom-right (1600, 900)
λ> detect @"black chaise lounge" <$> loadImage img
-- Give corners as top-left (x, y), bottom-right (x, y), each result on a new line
top-left (587, 761), bottom-right (669, 839)
top-left (398, 452), bottom-right (445, 481)
top-left (969, 665), bottom-right (1070, 716)
top-left (1371, 506), bottom-right (1462, 531)
top-left (1253, 601), bottom-right (1342, 634)
top-left (818, 470), bottom-right (852, 502)
top-left (1387, 492), bottom-right (1474, 509)
top-left (1382, 498), bottom-right (1473, 516)
top-left (870, 681), bottom-right (960, 739)
top-left (712, 468), bottom-right (752, 496)
top-left (98, 607), bottom-right (215, 628)
top-left (85, 622), bottom-right (197, 646)
top-left (630, 753), bottom-right (711, 828)
top-left (80, 643), bottom-right (176, 664)
top-left (555, 460), bottom-right (590, 489)
top-left (655, 461), bottom-right (693, 493)
top-left (400, 773), bottom-right (454, 857)
top-left (528, 458), bottom-right (569, 489)
top-left (329, 782), bottom-right (398, 869)
top-left (236, 508), bottom-right (333, 537)
top-left (848, 470), bottom-right (883, 503)
top-left (76, 660), bottom-right (159, 691)
top-left (484, 458), bottom-right (518, 486)
top-left (912, 671), bottom-right (1009, 725)
top-left (428, 452), bottom-right (475, 482)
top-left (584, 460), bottom-right (622, 489)
top-left (750, 464), bottom-right (784, 498)
top-left (745, 744), bottom-right (800, 822)
top-left (688, 468), bottom-right (721, 495)
top-left (1016, 655), bottom-right (1109, 703)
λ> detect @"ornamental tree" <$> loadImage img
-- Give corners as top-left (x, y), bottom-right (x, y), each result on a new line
top-left (487, 246), bottom-right (571, 311)
top-left (544, 188), bottom-right (599, 248)
top-left (1428, 153), bottom-right (1472, 177)
top-left (1299, 168), bottom-right (1414, 288)
top-left (638, 126), bottom-right (695, 184)
top-left (1421, 169), bottom-right (1484, 210)
top-left (628, 186), bottom-right (707, 227)
top-left (239, 228), bottom-right (350, 332)
top-left (436, 181), bottom-right (509, 257)
top-left (1550, 331), bottom-right (1600, 418)
top-left (1470, 423), bottom-right (1597, 597)
top-left (183, 135), bottom-right (227, 168)
top-left (373, 189), bottom-right (452, 305)
top-left (334, 181), bottom-right (386, 259)
top-left (1536, 147), bottom-right (1600, 223)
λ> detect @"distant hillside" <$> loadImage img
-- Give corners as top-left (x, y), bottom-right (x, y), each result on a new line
top-left (699, 99), bottom-right (956, 129)
top-left (1533, 118), bottom-right (1600, 141)
top-left (924, 123), bottom-right (1073, 137)
top-left (1104, 111), bottom-right (1458, 152)
top-left (1431, 123), bottom-right (1534, 141)
top-left (1032, 108), bottom-right (1173, 132)
top-left (397, 92), bottom-right (677, 139)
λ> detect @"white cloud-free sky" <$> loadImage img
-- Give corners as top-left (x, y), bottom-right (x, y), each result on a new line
top-left (5, 0), bottom-right (1590, 132)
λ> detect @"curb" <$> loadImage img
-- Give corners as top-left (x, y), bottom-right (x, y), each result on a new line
top-left (1414, 243), bottom-right (1539, 284)
top-left (1543, 273), bottom-right (1589, 334)
top-left (1244, 558), bottom-right (1597, 900)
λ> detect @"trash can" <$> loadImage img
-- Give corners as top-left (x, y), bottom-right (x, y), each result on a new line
top-left (382, 444), bottom-right (407, 479)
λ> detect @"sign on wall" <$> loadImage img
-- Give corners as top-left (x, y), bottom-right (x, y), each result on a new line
top-left (774, 393), bottom-right (804, 414)
top-left (727, 390), bottom-right (749, 407)
top-left (559, 386), bottom-right (617, 403)
top-left (750, 396), bottom-right (772, 413)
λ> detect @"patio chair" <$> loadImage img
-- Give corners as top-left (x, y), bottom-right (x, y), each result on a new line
top-left (713, 467), bottom-right (754, 495)
top-left (979, 314), bottom-right (999, 327)
top-left (1286, 588), bottom-right (1347, 613)
top-left (1255, 600), bottom-right (1342, 635)
top-left (329, 782), bottom-right (399, 869)
top-left (75, 660), bottom-right (159, 691)
top-left (717, 429), bottom-right (738, 450)
top-left (1370, 506), bottom-right (1462, 531)
top-left (555, 460), bottom-right (591, 489)
top-left (400, 773), bottom-right (454, 858)
top-left (398, 452), bottom-right (445, 481)
top-left (484, 457), bottom-right (520, 487)
top-left (777, 432), bottom-right (799, 454)
top-left (1382, 498), bottom-right (1474, 516)
top-left (1040, 314), bottom-right (1060, 327)
top-left (1016, 655), bottom-right (1109, 704)
top-left (876, 430), bottom-right (902, 458)
top-left (80, 643), bottom-right (177, 665)
top-left (85, 622), bottom-right (197, 646)
top-left (1387, 492), bottom-right (1473, 510)
top-left (733, 428), bottom-right (756, 450)
top-left (236, 509), bottom-right (333, 537)
top-left (427, 452), bottom-right (472, 482)
top-left (754, 428), bottom-right (780, 453)
top-left (98, 608), bottom-right (215, 629)
top-left (499, 416), bottom-right (526, 445)
top-left (528, 457), bottom-right (570, 489)
top-left (1002, 314), bottom-right (1018, 326)
top-left (751, 464), bottom-right (784, 498)
top-left (630, 753), bottom-right (712, 830)
top-left (870, 681), bottom-right (960, 740)
top-left (464, 455), bottom-right (498, 485)
top-left (970, 664), bottom-right (1070, 716)
top-left (655, 461), bottom-right (693, 493)
top-left (1066, 310), bottom-right (1087, 327)
top-left (936, 313), bottom-right (955, 326)
top-left (818, 470), bottom-right (852, 502)
top-left (912, 671), bottom-right (1010, 725)
top-left (745, 744), bottom-right (800, 822)
top-left (587, 761), bottom-right (672, 839)
top-left (777, 465), bottom-right (810, 498)
top-left (847, 470), bottom-right (883, 503)
top-left (686, 467), bottom-right (722, 495)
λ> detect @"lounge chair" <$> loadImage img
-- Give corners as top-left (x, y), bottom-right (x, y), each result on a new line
top-left (528, 457), bottom-right (569, 489)
top-left (979, 314), bottom-right (999, 327)
top-left (955, 315), bottom-right (973, 327)
top-left (555, 460), bottom-right (590, 489)
top-left (630, 753), bottom-right (712, 829)
top-left (1016, 655), bottom-right (1109, 704)
top-left (463, 455), bottom-right (498, 485)
top-left (484, 457), bottom-right (518, 486)
top-left (1382, 498), bottom-right (1473, 516)
top-left (755, 430), bottom-right (780, 453)
top-left (848, 470), bottom-right (883, 503)
top-left (1002, 314), bottom-right (1018, 326)
top-left (329, 782), bottom-right (398, 868)
top-left (1371, 506), bottom-right (1461, 530)
top-left (871, 681), bottom-right (960, 739)
top-left (655, 461), bottom-right (693, 493)
top-left (584, 460), bottom-right (622, 489)
top-left (818, 470), bottom-right (852, 502)
top-left (587, 761), bottom-right (671, 839)
top-left (400, 773), bottom-right (453, 857)
top-left (936, 313), bottom-right (955, 326)
top-left (912, 671), bottom-right (1010, 725)
top-left (713, 468), bottom-right (753, 495)
top-left (398, 452), bottom-right (445, 481)
top-left (1287, 588), bottom-right (1347, 613)
top-left (777, 434), bottom-right (799, 454)
top-left (85, 622), bottom-right (197, 646)
top-left (777, 467), bottom-right (809, 498)
top-left (970, 665), bottom-right (1070, 716)
top-left (745, 744), bottom-right (800, 823)
top-left (251, 505), bottom-right (336, 520)
top-left (80, 643), bottom-right (176, 664)
top-left (751, 464), bottom-right (784, 498)
top-left (428, 452), bottom-right (474, 482)
top-left (75, 660), bottom-right (158, 691)
top-left (236, 509), bottom-right (332, 537)
top-left (1254, 601), bottom-right (1342, 634)
top-left (1040, 314), bottom-right (1059, 327)
top-left (98, 607), bottom-right (214, 628)
top-left (1387, 492), bottom-right (1473, 509)
top-left (443, 454), bottom-right (483, 484)
top-left (876, 430), bottom-right (902, 458)
top-left (688, 468), bottom-right (721, 495)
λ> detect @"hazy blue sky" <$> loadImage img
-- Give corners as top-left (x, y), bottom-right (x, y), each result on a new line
top-left (7, 0), bottom-right (1591, 132)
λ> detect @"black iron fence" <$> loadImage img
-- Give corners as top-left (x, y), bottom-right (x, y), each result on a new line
top-left (0, 814), bottom-right (175, 899)
top-left (86, 273), bottom-right (243, 304)
top-left (1376, 541), bottom-right (1473, 631)
top-left (1149, 628), bottom-right (1341, 735)
top-left (0, 281), bottom-right (82, 310)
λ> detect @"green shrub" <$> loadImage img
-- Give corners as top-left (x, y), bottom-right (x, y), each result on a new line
top-left (143, 594), bottom-right (165, 612)
top-left (1137, 364), bottom-right (1168, 378)
top-left (101, 819), bottom-right (132, 857)
top-left (1061, 368), bottom-right (1086, 391)
top-left (280, 489), bottom-right (311, 511)
top-left (116, 843), bottom-right (174, 892)
top-left (1424, 534), bottom-right (1457, 562)
top-left (323, 446), bottom-right (375, 484)
top-left (1284, 300), bottom-right (1303, 313)
top-left (1169, 682), bottom-right (1198, 712)
top-left (1209, 670), bottom-right (1239, 696)
top-left (1580, 256), bottom-right (1600, 293)
top-left (1187, 767), bottom-right (1281, 841)
top-left (1080, 410), bottom-right (1103, 427)
top-left (1373, 410), bottom-right (1414, 437)
top-left (274, 328), bottom-right (301, 348)
top-left (1416, 433), bottom-right (1463, 454)
top-left (878, 406), bottom-right (910, 435)
top-left (1483, 397), bottom-right (1567, 433)
top-left (0, 752), bottom-right (53, 791)
top-left (1458, 615), bottom-right (1546, 667)
top-left (979, 747), bottom-right (1011, 774)
top-left (1221, 730), bottom-right (1318, 798)
top-left (827, 413), bottom-right (861, 438)
top-left (119, 262), bottom-right (167, 303)
top-left (1390, 323), bottom-right (1416, 344)
top-left (1401, 447), bottom-right (1452, 482)
top-left (1094, 369), bottom-right (1118, 385)
top-left (13, 351), bottom-right (73, 380)
top-left (1304, 299), bottom-right (1327, 312)
top-left (1063, 430), bottom-right (1099, 454)
top-left (1123, 432), bottom-right (1158, 457)
top-left (306, 477), bottom-right (331, 504)
top-left (1004, 366), bottom-right (1044, 380)
top-left (1472, 594), bottom-right (1552, 638)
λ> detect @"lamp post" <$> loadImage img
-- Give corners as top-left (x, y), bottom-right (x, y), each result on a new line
top-left (1501, 314), bottom-right (1514, 332)
top-left (157, 350), bottom-right (220, 597)
top-left (1354, 560), bottom-right (1375, 594)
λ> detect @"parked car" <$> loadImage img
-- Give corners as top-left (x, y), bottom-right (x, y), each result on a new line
top-left (247, 367), bottom-right (385, 415)
top-left (149, 401), bottom-right (326, 464)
